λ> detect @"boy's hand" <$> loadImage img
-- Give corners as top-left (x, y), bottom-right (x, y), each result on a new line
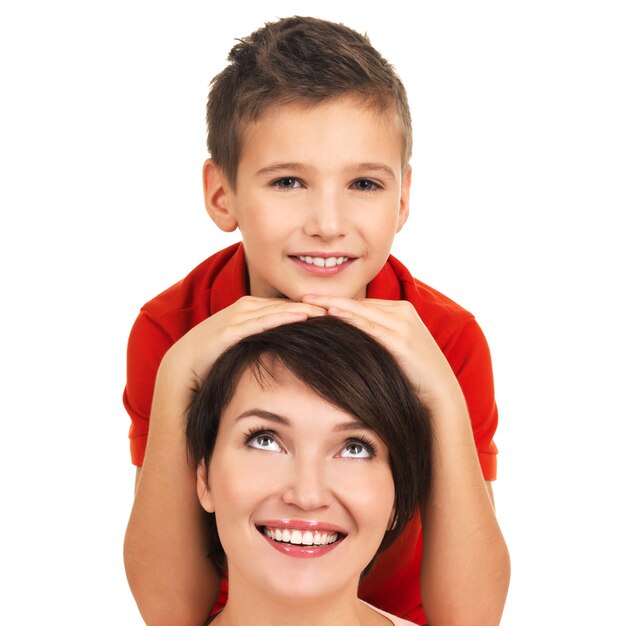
top-left (162, 296), bottom-right (326, 390)
top-left (302, 295), bottom-right (463, 408)
top-left (127, 295), bottom-right (327, 625)
top-left (301, 295), bottom-right (511, 623)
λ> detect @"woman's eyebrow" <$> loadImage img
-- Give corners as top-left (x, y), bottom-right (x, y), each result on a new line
top-left (235, 411), bottom-right (370, 433)
top-left (333, 420), bottom-right (372, 432)
top-left (235, 409), bottom-right (290, 425)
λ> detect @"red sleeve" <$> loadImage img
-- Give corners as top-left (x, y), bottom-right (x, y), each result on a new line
top-left (123, 310), bottom-right (176, 467)
top-left (445, 318), bottom-right (499, 480)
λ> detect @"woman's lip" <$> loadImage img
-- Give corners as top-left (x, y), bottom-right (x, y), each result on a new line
top-left (256, 519), bottom-right (348, 534)
top-left (260, 532), bottom-right (345, 559)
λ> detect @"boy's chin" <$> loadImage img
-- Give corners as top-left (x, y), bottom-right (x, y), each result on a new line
top-left (263, 281), bottom-right (368, 301)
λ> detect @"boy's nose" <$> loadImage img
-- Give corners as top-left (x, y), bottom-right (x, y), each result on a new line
top-left (281, 455), bottom-right (332, 511)
top-left (303, 191), bottom-right (347, 241)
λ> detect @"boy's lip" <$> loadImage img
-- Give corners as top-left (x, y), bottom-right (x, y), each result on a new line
top-left (289, 253), bottom-right (355, 275)
top-left (290, 251), bottom-right (356, 259)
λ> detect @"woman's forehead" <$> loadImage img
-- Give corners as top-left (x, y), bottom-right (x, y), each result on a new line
top-left (225, 361), bottom-right (366, 426)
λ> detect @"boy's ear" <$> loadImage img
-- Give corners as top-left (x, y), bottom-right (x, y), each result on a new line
top-left (396, 165), bottom-right (412, 233)
top-left (196, 459), bottom-right (215, 513)
top-left (203, 159), bottom-right (238, 232)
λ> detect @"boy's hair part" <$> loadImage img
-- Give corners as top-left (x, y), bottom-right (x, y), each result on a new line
top-left (186, 316), bottom-right (432, 576)
top-left (207, 16), bottom-right (413, 187)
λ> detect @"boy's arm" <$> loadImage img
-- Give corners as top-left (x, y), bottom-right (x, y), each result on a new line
top-left (123, 297), bottom-right (325, 626)
top-left (124, 361), bottom-right (220, 626)
top-left (418, 391), bottom-right (509, 626)
top-left (302, 295), bottom-right (510, 626)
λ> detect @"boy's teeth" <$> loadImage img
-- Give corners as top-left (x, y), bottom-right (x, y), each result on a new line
top-left (297, 256), bottom-right (348, 268)
top-left (263, 527), bottom-right (339, 546)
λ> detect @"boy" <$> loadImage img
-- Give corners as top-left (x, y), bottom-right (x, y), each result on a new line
top-left (123, 16), bottom-right (509, 626)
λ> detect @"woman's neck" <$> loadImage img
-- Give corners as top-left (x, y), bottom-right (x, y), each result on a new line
top-left (214, 576), bottom-right (390, 626)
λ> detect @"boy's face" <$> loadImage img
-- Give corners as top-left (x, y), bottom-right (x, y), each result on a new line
top-left (205, 96), bottom-right (410, 300)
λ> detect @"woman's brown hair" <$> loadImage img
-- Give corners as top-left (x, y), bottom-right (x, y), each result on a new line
top-left (186, 316), bottom-right (432, 575)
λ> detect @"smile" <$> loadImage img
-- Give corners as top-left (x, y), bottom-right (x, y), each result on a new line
top-left (262, 527), bottom-right (340, 546)
top-left (296, 256), bottom-right (350, 268)
top-left (256, 523), bottom-right (346, 558)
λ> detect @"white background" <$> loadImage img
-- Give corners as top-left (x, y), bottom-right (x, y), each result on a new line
top-left (1, 1), bottom-right (624, 624)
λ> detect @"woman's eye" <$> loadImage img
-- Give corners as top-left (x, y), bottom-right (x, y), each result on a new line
top-left (247, 432), bottom-right (282, 452)
top-left (352, 179), bottom-right (381, 192)
top-left (273, 177), bottom-right (303, 190)
top-left (340, 440), bottom-right (374, 459)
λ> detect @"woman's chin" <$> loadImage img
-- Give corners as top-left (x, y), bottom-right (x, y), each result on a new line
top-left (243, 567), bottom-right (352, 605)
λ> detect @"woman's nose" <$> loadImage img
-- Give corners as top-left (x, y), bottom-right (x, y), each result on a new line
top-left (281, 455), bottom-right (332, 511)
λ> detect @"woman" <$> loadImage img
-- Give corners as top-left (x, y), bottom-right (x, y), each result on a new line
top-left (186, 316), bottom-right (433, 626)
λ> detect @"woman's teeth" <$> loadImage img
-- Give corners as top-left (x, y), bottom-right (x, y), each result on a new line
top-left (263, 527), bottom-right (339, 546)
top-left (296, 256), bottom-right (349, 268)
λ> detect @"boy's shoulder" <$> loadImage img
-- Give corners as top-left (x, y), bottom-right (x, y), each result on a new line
top-left (138, 242), bottom-right (247, 331)
top-left (371, 254), bottom-right (476, 340)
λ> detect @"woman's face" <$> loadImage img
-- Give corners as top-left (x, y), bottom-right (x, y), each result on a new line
top-left (197, 363), bottom-right (396, 601)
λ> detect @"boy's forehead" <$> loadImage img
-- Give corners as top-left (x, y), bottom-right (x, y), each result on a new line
top-left (237, 96), bottom-right (404, 174)
top-left (243, 96), bottom-right (399, 136)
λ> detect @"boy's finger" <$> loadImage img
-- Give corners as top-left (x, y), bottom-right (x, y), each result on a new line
top-left (302, 294), bottom-right (396, 311)
top-left (272, 301), bottom-right (327, 316)
top-left (302, 294), bottom-right (396, 328)
top-left (239, 298), bottom-right (327, 319)
top-left (319, 306), bottom-right (391, 342)
top-left (230, 304), bottom-right (328, 340)
top-left (234, 311), bottom-right (312, 336)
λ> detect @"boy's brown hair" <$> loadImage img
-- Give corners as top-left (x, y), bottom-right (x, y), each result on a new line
top-left (207, 16), bottom-right (413, 186)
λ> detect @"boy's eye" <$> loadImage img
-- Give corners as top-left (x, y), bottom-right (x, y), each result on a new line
top-left (351, 179), bottom-right (381, 192)
top-left (339, 439), bottom-right (374, 459)
top-left (272, 177), bottom-right (303, 190)
top-left (247, 431), bottom-right (282, 453)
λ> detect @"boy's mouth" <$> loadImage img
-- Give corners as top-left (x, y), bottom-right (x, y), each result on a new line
top-left (294, 255), bottom-right (351, 268)
top-left (289, 254), bottom-right (356, 276)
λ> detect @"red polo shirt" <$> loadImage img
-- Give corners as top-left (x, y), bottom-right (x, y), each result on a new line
top-left (123, 242), bottom-right (498, 624)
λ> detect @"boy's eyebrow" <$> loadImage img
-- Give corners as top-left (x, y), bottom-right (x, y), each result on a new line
top-left (254, 162), bottom-right (396, 180)
top-left (345, 162), bottom-right (397, 180)
top-left (254, 162), bottom-right (306, 177)
top-left (236, 409), bottom-right (372, 433)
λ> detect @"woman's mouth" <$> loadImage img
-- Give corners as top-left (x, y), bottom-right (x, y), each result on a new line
top-left (256, 524), bottom-right (346, 558)
top-left (262, 526), bottom-right (341, 546)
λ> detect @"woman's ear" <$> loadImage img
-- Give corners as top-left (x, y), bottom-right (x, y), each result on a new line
top-left (196, 459), bottom-right (215, 513)
top-left (203, 159), bottom-right (238, 232)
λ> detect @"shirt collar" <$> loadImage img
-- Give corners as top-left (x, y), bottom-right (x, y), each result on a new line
top-left (209, 242), bottom-right (248, 315)
top-left (367, 255), bottom-right (403, 300)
